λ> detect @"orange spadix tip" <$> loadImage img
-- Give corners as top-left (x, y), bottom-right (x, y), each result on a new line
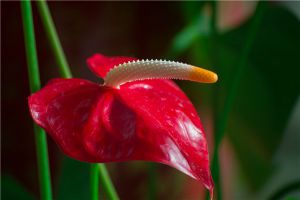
top-left (189, 66), bottom-right (218, 83)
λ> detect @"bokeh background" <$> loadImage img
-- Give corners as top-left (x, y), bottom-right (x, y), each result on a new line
top-left (2, 1), bottom-right (300, 200)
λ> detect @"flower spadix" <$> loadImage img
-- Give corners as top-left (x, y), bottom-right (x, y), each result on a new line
top-left (104, 59), bottom-right (218, 88)
top-left (28, 53), bottom-right (216, 196)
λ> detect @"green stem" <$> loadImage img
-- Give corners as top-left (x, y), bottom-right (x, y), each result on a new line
top-left (35, 1), bottom-right (119, 199)
top-left (147, 163), bottom-right (157, 200)
top-left (209, 1), bottom-right (222, 200)
top-left (21, 1), bottom-right (53, 200)
top-left (98, 164), bottom-right (120, 200)
top-left (36, 0), bottom-right (72, 78)
top-left (91, 164), bottom-right (99, 200)
top-left (211, 2), bottom-right (265, 199)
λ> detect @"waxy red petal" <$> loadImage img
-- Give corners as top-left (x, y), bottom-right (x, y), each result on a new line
top-left (87, 53), bottom-right (136, 78)
top-left (28, 54), bottom-right (214, 194)
top-left (28, 78), bottom-right (102, 162)
top-left (118, 80), bottom-right (213, 192)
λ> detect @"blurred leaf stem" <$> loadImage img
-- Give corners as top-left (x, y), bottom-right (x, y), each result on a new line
top-left (21, 1), bottom-right (53, 200)
top-left (147, 163), bottom-right (157, 200)
top-left (209, 1), bottom-right (222, 200)
top-left (91, 164), bottom-right (99, 200)
top-left (35, 1), bottom-right (119, 199)
top-left (98, 164), bottom-right (120, 200)
top-left (36, 0), bottom-right (72, 78)
top-left (211, 2), bottom-right (265, 199)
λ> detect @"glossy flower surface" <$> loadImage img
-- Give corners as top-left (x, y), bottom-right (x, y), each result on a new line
top-left (28, 53), bottom-right (214, 193)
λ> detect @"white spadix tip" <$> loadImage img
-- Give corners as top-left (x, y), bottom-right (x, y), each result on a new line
top-left (104, 59), bottom-right (218, 88)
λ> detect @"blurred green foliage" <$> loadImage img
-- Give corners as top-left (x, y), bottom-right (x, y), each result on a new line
top-left (57, 157), bottom-right (91, 200)
top-left (2, 175), bottom-right (35, 200)
top-left (221, 3), bottom-right (300, 190)
top-left (169, 1), bottom-right (300, 197)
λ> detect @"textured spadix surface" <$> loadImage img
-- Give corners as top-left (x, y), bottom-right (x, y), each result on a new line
top-left (28, 53), bottom-right (214, 193)
top-left (104, 59), bottom-right (217, 88)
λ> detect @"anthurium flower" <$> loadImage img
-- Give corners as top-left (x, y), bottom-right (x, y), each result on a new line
top-left (28, 53), bottom-right (217, 195)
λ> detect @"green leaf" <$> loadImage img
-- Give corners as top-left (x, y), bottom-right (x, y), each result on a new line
top-left (255, 98), bottom-right (300, 199)
top-left (1, 174), bottom-right (35, 200)
top-left (167, 13), bottom-right (210, 58)
top-left (57, 157), bottom-right (91, 200)
top-left (169, 1), bottom-right (300, 193)
top-left (218, 3), bottom-right (300, 190)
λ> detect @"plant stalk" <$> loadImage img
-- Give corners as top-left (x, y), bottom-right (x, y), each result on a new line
top-left (148, 163), bottom-right (157, 200)
top-left (98, 164), bottom-right (120, 200)
top-left (91, 164), bottom-right (99, 200)
top-left (35, 2), bottom-right (119, 199)
top-left (211, 2), bottom-right (265, 200)
top-left (209, 1), bottom-right (222, 199)
top-left (36, 0), bottom-right (72, 78)
top-left (21, 1), bottom-right (53, 200)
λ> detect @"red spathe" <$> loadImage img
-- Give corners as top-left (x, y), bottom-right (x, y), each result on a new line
top-left (28, 53), bottom-right (214, 193)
